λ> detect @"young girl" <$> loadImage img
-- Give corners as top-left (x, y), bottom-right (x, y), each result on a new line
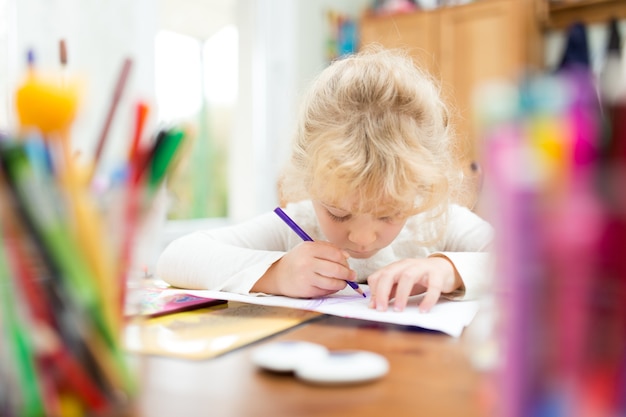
top-left (156, 46), bottom-right (493, 313)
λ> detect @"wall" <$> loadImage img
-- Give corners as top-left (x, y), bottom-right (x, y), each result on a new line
top-left (0, 0), bottom-right (12, 130)
top-left (229, 0), bottom-right (371, 222)
top-left (295, 0), bottom-right (372, 91)
top-left (0, 0), bottom-right (158, 173)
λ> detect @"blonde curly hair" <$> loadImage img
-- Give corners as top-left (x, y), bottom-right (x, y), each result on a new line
top-left (280, 45), bottom-right (465, 222)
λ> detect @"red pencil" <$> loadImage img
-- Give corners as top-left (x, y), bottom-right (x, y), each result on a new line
top-left (91, 58), bottom-right (132, 180)
top-left (128, 100), bottom-right (149, 163)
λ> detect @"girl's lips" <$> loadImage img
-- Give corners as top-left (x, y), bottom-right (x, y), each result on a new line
top-left (346, 249), bottom-right (377, 258)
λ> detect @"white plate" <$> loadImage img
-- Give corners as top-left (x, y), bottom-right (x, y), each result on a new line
top-left (294, 350), bottom-right (389, 385)
top-left (252, 341), bottom-right (389, 384)
top-left (251, 340), bottom-right (329, 373)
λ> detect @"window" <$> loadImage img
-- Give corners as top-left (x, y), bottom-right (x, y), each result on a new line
top-left (154, 26), bottom-right (237, 219)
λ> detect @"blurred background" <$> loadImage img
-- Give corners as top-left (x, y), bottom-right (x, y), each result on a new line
top-left (1, 2), bottom-right (626, 416)
top-left (0, 0), bottom-right (625, 239)
top-left (0, 0), bottom-right (626, 264)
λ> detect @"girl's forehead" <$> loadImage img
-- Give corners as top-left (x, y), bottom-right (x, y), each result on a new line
top-left (312, 180), bottom-right (418, 215)
top-left (318, 194), bottom-right (364, 211)
top-left (319, 196), bottom-right (412, 217)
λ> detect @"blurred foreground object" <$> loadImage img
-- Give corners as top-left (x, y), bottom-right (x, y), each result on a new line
top-left (476, 56), bottom-right (626, 416)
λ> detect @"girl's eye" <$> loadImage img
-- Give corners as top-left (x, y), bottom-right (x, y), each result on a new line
top-left (327, 211), bottom-right (350, 222)
top-left (379, 214), bottom-right (402, 223)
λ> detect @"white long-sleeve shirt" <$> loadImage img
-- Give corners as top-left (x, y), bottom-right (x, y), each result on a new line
top-left (156, 200), bottom-right (494, 300)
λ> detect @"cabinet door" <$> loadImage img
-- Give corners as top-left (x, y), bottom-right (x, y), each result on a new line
top-left (438, 0), bottom-right (527, 161)
top-left (360, 11), bottom-right (440, 78)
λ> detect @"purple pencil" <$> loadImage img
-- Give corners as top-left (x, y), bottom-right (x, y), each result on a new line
top-left (274, 207), bottom-right (366, 298)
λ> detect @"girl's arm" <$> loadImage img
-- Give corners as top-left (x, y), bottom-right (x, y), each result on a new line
top-left (366, 204), bottom-right (494, 312)
top-left (430, 204), bottom-right (495, 300)
top-left (155, 211), bottom-right (292, 294)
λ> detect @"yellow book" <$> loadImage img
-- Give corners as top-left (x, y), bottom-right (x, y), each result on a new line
top-left (124, 302), bottom-right (321, 360)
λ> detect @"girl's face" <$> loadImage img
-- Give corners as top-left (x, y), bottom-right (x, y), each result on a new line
top-left (312, 199), bottom-right (408, 259)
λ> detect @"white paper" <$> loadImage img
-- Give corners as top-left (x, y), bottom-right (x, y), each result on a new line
top-left (169, 285), bottom-right (479, 338)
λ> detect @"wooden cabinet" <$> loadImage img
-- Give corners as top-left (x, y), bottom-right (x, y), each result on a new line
top-left (360, 0), bottom-right (542, 167)
top-left (545, 0), bottom-right (626, 30)
top-left (359, 11), bottom-right (441, 79)
top-left (360, 0), bottom-right (626, 210)
top-left (439, 0), bottom-right (542, 159)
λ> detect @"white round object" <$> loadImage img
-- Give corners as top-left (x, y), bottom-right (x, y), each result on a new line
top-left (251, 341), bottom-right (329, 373)
top-left (294, 350), bottom-right (389, 385)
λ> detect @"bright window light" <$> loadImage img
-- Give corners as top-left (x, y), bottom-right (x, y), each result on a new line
top-left (155, 30), bottom-right (202, 122)
top-left (204, 25), bottom-right (238, 106)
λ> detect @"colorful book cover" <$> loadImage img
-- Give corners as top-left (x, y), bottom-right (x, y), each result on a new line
top-left (125, 284), bottom-right (227, 318)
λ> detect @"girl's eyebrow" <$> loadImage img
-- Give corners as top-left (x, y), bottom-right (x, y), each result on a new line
top-left (320, 202), bottom-right (350, 213)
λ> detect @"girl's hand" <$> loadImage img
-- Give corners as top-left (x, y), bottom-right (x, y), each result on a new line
top-left (253, 241), bottom-right (357, 298)
top-left (367, 256), bottom-right (462, 313)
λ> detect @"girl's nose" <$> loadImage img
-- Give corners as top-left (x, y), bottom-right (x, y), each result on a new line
top-left (348, 226), bottom-right (377, 247)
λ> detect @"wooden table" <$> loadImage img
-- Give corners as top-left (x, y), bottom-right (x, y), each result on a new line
top-left (132, 313), bottom-right (491, 417)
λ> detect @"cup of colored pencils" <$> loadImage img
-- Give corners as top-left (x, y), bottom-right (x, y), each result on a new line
top-left (0, 51), bottom-right (187, 417)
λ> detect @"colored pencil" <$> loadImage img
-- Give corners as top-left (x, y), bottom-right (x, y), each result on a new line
top-left (273, 207), bottom-right (366, 297)
top-left (91, 58), bottom-right (132, 181)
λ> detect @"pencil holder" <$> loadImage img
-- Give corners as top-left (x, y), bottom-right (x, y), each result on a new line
top-left (0, 55), bottom-right (186, 417)
top-left (0, 135), bottom-right (141, 417)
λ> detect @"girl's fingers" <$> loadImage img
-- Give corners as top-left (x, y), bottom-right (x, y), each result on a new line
top-left (311, 241), bottom-right (351, 264)
top-left (313, 275), bottom-right (349, 292)
top-left (308, 285), bottom-right (344, 298)
top-left (368, 273), bottom-right (397, 312)
top-left (390, 277), bottom-right (415, 312)
top-left (418, 283), bottom-right (442, 313)
top-left (367, 258), bottom-right (450, 313)
top-left (314, 259), bottom-right (354, 282)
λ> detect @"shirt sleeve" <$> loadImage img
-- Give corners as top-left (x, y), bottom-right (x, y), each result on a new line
top-left (429, 252), bottom-right (495, 300)
top-left (429, 205), bottom-right (495, 300)
top-left (156, 210), bottom-right (297, 294)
